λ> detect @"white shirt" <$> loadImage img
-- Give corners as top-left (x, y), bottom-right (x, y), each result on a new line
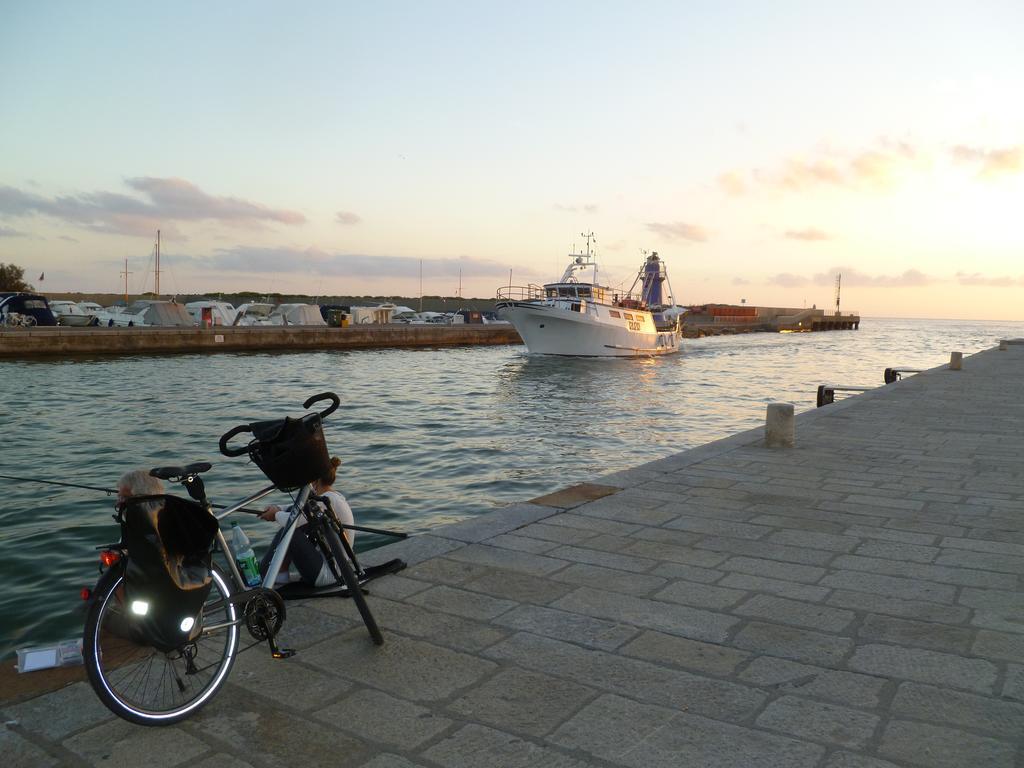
top-left (272, 489), bottom-right (355, 545)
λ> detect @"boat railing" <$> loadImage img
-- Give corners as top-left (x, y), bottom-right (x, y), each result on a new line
top-left (496, 285), bottom-right (546, 302)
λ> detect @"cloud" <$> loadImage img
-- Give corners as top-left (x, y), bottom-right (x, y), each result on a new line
top-left (334, 211), bottom-right (362, 225)
top-left (717, 172), bottom-right (747, 196)
top-left (955, 271), bottom-right (1023, 286)
top-left (645, 221), bottom-right (709, 243)
top-left (784, 228), bottom-right (831, 242)
top-left (183, 245), bottom-right (535, 280)
top-left (0, 225), bottom-right (27, 237)
top-left (731, 277), bottom-right (750, 286)
top-left (727, 138), bottom-right (932, 195)
top-left (767, 266), bottom-right (934, 288)
top-left (0, 178), bottom-right (305, 237)
top-left (950, 145), bottom-right (1022, 177)
top-left (553, 203), bottom-right (599, 214)
top-left (766, 272), bottom-right (811, 287)
top-left (58, 235), bottom-right (80, 243)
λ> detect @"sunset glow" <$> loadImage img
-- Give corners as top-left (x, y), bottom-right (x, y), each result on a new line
top-left (1, 1), bottom-right (1022, 319)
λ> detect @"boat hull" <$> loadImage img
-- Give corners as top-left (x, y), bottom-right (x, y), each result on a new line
top-left (499, 302), bottom-right (680, 357)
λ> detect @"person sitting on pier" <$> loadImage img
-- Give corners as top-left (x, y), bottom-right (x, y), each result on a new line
top-left (258, 456), bottom-right (355, 586)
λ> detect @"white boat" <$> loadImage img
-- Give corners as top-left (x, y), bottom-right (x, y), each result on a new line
top-left (268, 303), bottom-right (327, 326)
top-left (49, 300), bottom-right (98, 327)
top-left (93, 300), bottom-right (193, 327)
top-left (496, 238), bottom-right (681, 357)
top-left (349, 305), bottom-right (395, 325)
top-left (185, 300), bottom-right (238, 327)
top-left (234, 303), bottom-right (275, 326)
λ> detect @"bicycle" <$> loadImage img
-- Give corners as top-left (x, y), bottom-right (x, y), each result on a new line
top-left (82, 392), bottom-right (384, 726)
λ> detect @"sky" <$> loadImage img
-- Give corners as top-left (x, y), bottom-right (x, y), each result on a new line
top-left (1, 1), bottom-right (1022, 318)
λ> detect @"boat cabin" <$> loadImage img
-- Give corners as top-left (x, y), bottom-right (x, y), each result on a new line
top-left (0, 293), bottom-right (58, 326)
top-left (544, 283), bottom-right (610, 304)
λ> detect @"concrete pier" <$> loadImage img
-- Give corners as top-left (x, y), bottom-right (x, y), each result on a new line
top-left (4, 345), bottom-right (1023, 767)
top-left (0, 324), bottom-right (522, 358)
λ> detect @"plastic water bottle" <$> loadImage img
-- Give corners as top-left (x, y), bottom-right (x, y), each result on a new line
top-left (231, 522), bottom-right (261, 588)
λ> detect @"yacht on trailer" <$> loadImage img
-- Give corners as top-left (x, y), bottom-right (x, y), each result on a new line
top-left (496, 235), bottom-right (682, 357)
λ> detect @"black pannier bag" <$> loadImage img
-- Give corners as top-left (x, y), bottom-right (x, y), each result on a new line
top-left (247, 413), bottom-right (331, 490)
top-left (122, 495), bottom-right (219, 653)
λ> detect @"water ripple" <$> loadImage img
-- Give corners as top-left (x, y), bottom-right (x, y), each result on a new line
top-left (1, 318), bottom-right (1021, 656)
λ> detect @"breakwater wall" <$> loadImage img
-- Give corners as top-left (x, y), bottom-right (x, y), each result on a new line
top-left (0, 324), bottom-right (523, 358)
top-left (683, 305), bottom-right (860, 337)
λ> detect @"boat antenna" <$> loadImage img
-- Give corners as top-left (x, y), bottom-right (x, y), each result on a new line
top-left (581, 231), bottom-right (596, 284)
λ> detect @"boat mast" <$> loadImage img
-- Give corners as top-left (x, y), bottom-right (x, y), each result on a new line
top-left (120, 259), bottom-right (132, 304)
top-left (155, 229), bottom-right (161, 297)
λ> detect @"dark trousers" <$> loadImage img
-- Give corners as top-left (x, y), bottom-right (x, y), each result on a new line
top-left (259, 525), bottom-right (326, 585)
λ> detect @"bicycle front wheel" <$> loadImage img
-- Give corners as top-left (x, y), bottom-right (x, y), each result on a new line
top-left (322, 525), bottom-right (384, 645)
top-left (83, 564), bottom-right (239, 726)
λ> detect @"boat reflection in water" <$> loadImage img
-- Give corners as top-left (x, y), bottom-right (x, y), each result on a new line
top-left (496, 234), bottom-right (682, 357)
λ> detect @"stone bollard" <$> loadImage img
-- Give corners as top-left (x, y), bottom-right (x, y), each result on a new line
top-left (949, 351), bottom-right (963, 370)
top-left (765, 402), bottom-right (795, 448)
top-left (1000, 340), bottom-right (1008, 351)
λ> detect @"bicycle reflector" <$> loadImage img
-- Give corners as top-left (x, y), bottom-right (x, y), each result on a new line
top-left (99, 551), bottom-right (121, 567)
top-left (81, 587), bottom-right (92, 601)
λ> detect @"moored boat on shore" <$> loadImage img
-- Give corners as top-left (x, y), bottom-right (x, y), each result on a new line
top-left (496, 237), bottom-right (681, 357)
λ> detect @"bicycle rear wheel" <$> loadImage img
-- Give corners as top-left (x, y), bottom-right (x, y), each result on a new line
top-left (83, 564), bottom-right (239, 725)
top-left (322, 524), bottom-right (384, 645)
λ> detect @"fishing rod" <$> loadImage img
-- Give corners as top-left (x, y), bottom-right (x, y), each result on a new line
top-left (0, 473), bottom-right (409, 539)
top-left (0, 473), bottom-right (117, 495)
top-left (233, 506), bottom-right (409, 539)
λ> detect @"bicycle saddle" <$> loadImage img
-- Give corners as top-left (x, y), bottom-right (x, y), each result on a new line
top-left (149, 462), bottom-right (213, 480)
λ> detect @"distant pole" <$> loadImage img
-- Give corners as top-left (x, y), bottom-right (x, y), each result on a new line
top-left (458, 268), bottom-right (462, 300)
top-left (834, 273), bottom-right (841, 315)
top-left (419, 260), bottom-right (423, 312)
top-left (120, 259), bottom-right (132, 303)
top-left (155, 229), bottom-right (161, 297)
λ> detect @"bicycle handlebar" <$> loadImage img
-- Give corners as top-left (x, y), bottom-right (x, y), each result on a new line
top-left (218, 392), bottom-right (340, 457)
top-left (303, 391), bottom-right (340, 419)
top-left (218, 424), bottom-right (252, 457)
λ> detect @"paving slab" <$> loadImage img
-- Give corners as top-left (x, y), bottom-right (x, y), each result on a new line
top-left (10, 345), bottom-right (1024, 766)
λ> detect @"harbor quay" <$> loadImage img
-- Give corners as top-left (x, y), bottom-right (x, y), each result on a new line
top-left (0, 324), bottom-right (522, 358)
top-left (4, 345), bottom-right (1024, 767)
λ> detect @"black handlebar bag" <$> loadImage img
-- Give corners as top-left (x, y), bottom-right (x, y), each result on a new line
top-left (122, 495), bottom-right (219, 653)
top-left (248, 413), bottom-right (331, 490)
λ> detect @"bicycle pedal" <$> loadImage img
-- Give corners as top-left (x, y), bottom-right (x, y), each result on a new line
top-left (271, 648), bottom-right (296, 659)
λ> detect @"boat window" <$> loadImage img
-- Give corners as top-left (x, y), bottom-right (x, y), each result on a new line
top-left (609, 310), bottom-right (621, 318)
top-left (22, 300), bottom-right (47, 309)
top-left (623, 312), bottom-right (634, 320)
top-left (558, 287), bottom-right (578, 298)
top-left (570, 303), bottom-right (581, 312)
top-left (577, 286), bottom-right (592, 299)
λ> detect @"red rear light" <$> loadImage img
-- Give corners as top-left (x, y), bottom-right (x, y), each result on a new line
top-left (81, 587), bottom-right (92, 600)
top-left (100, 551), bottom-right (121, 567)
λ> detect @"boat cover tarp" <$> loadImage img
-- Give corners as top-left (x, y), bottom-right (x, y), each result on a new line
top-left (142, 302), bottom-right (194, 327)
top-left (280, 305), bottom-right (327, 326)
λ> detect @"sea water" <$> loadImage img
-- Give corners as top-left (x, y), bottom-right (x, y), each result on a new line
top-left (1, 317), bottom-right (1020, 658)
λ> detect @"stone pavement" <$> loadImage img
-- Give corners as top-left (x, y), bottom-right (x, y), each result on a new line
top-left (5, 345), bottom-right (1024, 767)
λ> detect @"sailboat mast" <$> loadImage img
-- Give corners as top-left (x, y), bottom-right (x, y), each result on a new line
top-left (120, 259), bottom-right (132, 304)
top-left (155, 229), bottom-right (161, 297)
